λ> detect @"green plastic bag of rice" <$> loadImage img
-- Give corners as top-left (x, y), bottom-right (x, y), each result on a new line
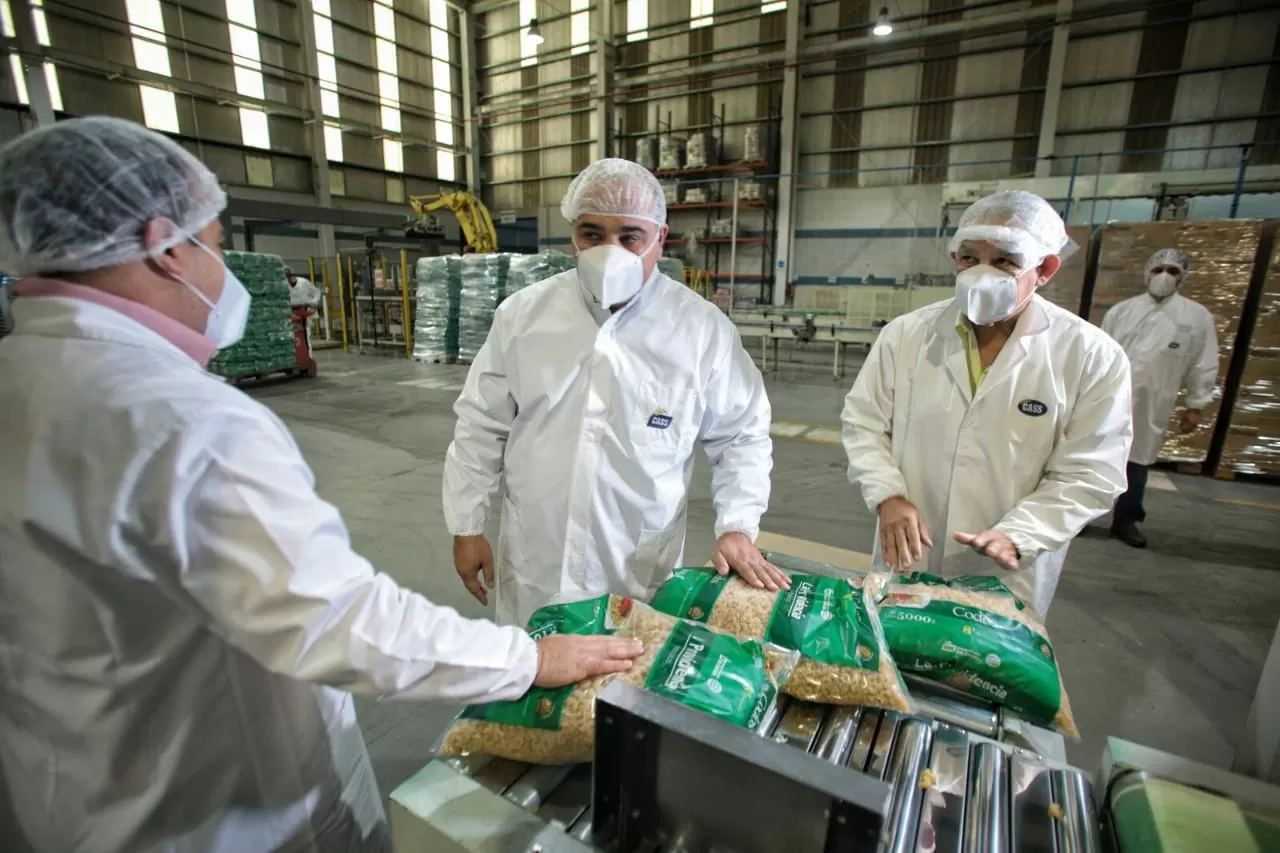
top-left (878, 573), bottom-right (1078, 737)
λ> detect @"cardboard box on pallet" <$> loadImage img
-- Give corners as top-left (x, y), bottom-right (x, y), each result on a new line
top-left (1036, 225), bottom-right (1093, 314)
top-left (1216, 239), bottom-right (1280, 478)
top-left (1088, 220), bottom-right (1264, 464)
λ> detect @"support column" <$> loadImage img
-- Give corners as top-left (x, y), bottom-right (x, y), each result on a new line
top-left (592, 0), bottom-right (613, 159)
top-left (771, 0), bottom-right (802, 306)
top-left (10, 0), bottom-right (55, 126)
top-left (296, 0), bottom-right (337, 260)
top-left (459, 7), bottom-right (483, 194)
top-left (1034, 0), bottom-right (1072, 178)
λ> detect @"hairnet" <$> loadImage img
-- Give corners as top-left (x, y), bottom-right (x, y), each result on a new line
top-left (560, 158), bottom-right (667, 226)
top-left (948, 190), bottom-right (1071, 267)
top-left (0, 116), bottom-right (227, 276)
top-left (1146, 248), bottom-right (1189, 275)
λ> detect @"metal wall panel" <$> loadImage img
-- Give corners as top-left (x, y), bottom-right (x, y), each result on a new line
top-left (859, 46), bottom-right (920, 187)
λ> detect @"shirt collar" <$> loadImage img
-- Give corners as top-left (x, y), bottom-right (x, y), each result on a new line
top-left (13, 277), bottom-right (218, 367)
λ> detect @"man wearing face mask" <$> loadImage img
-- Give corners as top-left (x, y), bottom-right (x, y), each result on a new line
top-left (444, 158), bottom-right (782, 628)
top-left (841, 191), bottom-right (1133, 614)
top-left (0, 118), bottom-right (644, 853)
top-left (1101, 249), bottom-right (1218, 549)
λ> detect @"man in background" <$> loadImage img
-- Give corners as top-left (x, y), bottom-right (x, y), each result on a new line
top-left (1102, 248), bottom-right (1218, 549)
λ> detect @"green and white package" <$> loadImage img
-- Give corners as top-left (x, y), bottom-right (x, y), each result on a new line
top-left (878, 573), bottom-right (1078, 737)
top-left (650, 568), bottom-right (912, 711)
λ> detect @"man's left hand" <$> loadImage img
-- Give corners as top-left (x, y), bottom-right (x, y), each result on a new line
top-left (710, 532), bottom-right (791, 592)
top-left (953, 530), bottom-right (1020, 572)
top-left (1180, 409), bottom-right (1203, 434)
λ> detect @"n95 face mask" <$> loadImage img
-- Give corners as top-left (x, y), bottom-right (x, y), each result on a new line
top-left (1148, 271), bottom-right (1178, 299)
top-left (955, 264), bottom-right (1027, 326)
top-left (575, 233), bottom-right (659, 308)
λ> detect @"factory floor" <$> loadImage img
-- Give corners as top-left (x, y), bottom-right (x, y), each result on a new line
top-left (250, 348), bottom-right (1279, 799)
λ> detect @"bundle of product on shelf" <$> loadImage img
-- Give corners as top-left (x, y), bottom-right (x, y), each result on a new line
top-left (459, 253), bottom-right (514, 361)
top-left (635, 136), bottom-right (659, 171)
top-left (507, 251), bottom-right (576, 296)
top-left (684, 185), bottom-right (717, 205)
top-left (661, 181), bottom-right (680, 205)
top-left (738, 180), bottom-right (764, 202)
top-left (207, 251), bottom-right (295, 379)
top-left (686, 132), bottom-right (718, 169)
top-left (659, 136), bottom-right (685, 171)
top-left (0, 274), bottom-right (13, 340)
top-left (657, 257), bottom-right (685, 283)
top-left (413, 255), bottom-right (462, 362)
top-left (743, 123), bottom-right (767, 163)
top-left (709, 219), bottom-right (735, 238)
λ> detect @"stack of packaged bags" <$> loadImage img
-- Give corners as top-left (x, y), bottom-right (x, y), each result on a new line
top-left (657, 257), bottom-right (685, 283)
top-left (413, 255), bottom-right (462, 362)
top-left (207, 252), bottom-right (294, 378)
top-left (0, 274), bottom-right (14, 340)
top-left (459, 253), bottom-right (513, 361)
top-left (507, 251), bottom-right (576, 296)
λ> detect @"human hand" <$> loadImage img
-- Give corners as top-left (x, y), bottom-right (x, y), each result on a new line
top-left (952, 530), bottom-right (1020, 572)
top-left (710, 531), bottom-right (791, 592)
top-left (877, 496), bottom-right (933, 572)
top-left (1180, 409), bottom-right (1203, 434)
top-left (533, 634), bottom-right (644, 687)
top-left (454, 535), bottom-right (495, 605)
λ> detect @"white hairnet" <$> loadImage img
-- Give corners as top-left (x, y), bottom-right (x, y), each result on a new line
top-left (0, 116), bottom-right (227, 276)
top-left (560, 158), bottom-right (666, 226)
top-left (948, 190), bottom-right (1071, 267)
top-left (1146, 248), bottom-right (1189, 275)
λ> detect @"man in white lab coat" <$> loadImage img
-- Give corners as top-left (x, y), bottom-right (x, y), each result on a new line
top-left (444, 158), bottom-right (783, 628)
top-left (0, 117), bottom-right (641, 853)
top-left (842, 191), bottom-right (1133, 615)
top-left (287, 265), bottom-right (322, 307)
top-left (1102, 249), bottom-right (1218, 549)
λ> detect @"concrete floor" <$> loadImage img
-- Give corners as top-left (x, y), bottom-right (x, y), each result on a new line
top-left (250, 348), bottom-right (1280, 799)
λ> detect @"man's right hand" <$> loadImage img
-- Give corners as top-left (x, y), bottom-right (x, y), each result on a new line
top-left (877, 496), bottom-right (933, 572)
top-left (533, 634), bottom-right (645, 687)
top-left (454, 535), bottom-right (495, 605)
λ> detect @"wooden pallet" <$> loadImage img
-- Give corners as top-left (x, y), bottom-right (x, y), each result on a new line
top-left (225, 365), bottom-right (313, 386)
top-left (1211, 466), bottom-right (1280, 484)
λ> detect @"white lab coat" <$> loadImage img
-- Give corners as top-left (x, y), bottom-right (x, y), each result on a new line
top-left (290, 275), bottom-right (322, 308)
top-left (443, 271), bottom-right (772, 627)
top-left (1101, 292), bottom-right (1218, 466)
top-left (841, 296), bottom-right (1133, 614)
top-left (0, 295), bottom-right (539, 853)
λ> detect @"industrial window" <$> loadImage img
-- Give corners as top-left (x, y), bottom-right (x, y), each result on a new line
top-left (519, 0), bottom-right (537, 67)
top-left (626, 0), bottom-right (647, 42)
top-left (225, 0), bottom-right (270, 149)
top-left (690, 0), bottom-right (713, 29)
top-left (570, 0), bottom-right (589, 55)
top-left (312, 2), bottom-right (342, 161)
top-left (125, 0), bottom-right (178, 132)
top-left (428, 0), bottom-right (456, 183)
top-left (762, 0), bottom-right (785, 13)
top-left (373, 0), bottom-right (402, 173)
top-left (382, 139), bottom-right (403, 173)
top-left (2, 0), bottom-right (64, 112)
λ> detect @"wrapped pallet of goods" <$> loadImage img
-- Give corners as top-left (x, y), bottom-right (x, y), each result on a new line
top-left (207, 252), bottom-right (294, 379)
top-left (0, 274), bottom-right (13, 340)
top-left (742, 123), bottom-right (767, 164)
top-left (1216, 239), bottom-right (1280, 478)
top-left (1088, 220), bottom-right (1264, 464)
top-left (659, 136), bottom-right (685, 171)
top-left (634, 136), bottom-right (659, 171)
top-left (657, 256), bottom-right (685, 283)
top-left (685, 131), bottom-right (717, 170)
top-left (1035, 224), bottom-right (1093, 314)
top-left (412, 255), bottom-right (461, 362)
top-left (506, 251), bottom-right (576, 296)
top-left (459, 253), bottom-right (513, 361)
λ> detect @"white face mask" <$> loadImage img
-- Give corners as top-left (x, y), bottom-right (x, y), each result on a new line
top-left (575, 234), bottom-right (659, 308)
top-left (1148, 271), bottom-right (1179, 299)
top-left (955, 264), bottom-right (1030, 326)
top-left (176, 238), bottom-right (252, 349)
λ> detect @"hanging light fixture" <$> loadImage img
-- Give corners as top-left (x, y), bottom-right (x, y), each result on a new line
top-left (527, 17), bottom-right (544, 45)
top-left (872, 7), bottom-right (893, 36)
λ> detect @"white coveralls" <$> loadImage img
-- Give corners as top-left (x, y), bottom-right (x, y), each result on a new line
top-left (0, 296), bottom-right (539, 853)
top-left (841, 295), bottom-right (1133, 614)
top-left (1101, 292), bottom-right (1218, 465)
top-left (290, 276), bottom-right (322, 308)
top-left (443, 271), bottom-right (773, 627)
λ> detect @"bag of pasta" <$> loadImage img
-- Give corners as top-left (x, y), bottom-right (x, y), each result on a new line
top-left (612, 599), bottom-right (798, 730)
top-left (877, 573), bottom-right (1078, 737)
top-left (648, 568), bottom-right (911, 712)
top-left (437, 594), bottom-right (623, 764)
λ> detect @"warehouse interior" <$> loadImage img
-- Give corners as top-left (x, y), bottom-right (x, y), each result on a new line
top-left (2, 0), bottom-right (1280, 847)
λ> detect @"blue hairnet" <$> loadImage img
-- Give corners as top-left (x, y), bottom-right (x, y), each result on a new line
top-left (0, 116), bottom-right (227, 276)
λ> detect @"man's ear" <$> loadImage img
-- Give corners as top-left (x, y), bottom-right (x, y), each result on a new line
top-left (142, 217), bottom-right (183, 279)
top-left (1036, 254), bottom-right (1062, 285)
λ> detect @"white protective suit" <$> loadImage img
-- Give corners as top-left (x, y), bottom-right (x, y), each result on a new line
top-left (0, 295), bottom-right (539, 853)
top-left (443, 270), bottom-right (772, 627)
top-left (290, 275), bottom-right (322, 308)
top-left (842, 295), bottom-right (1133, 614)
top-left (1101, 292), bottom-right (1218, 465)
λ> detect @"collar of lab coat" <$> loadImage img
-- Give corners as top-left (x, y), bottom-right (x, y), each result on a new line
top-left (932, 294), bottom-right (1052, 403)
top-left (9, 279), bottom-right (218, 367)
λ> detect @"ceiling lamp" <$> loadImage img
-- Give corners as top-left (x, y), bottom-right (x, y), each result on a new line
top-left (526, 18), bottom-right (544, 45)
top-left (872, 7), bottom-right (893, 36)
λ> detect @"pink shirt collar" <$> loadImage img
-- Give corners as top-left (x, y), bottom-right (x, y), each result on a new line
top-left (13, 278), bottom-right (218, 367)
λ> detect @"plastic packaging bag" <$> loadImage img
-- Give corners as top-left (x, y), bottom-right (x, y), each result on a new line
top-left (614, 600), bottom-right (798, 730)
top-left (877, 573), bottom-right (1078, 737)
top-left (437, 595), bottom-right (624, 764)
top-left (649, 569), bottom-right (912, 711)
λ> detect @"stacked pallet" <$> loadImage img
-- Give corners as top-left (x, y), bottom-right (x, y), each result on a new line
top-left (413, 255), bottom-right (462, 362)
top-left (208, 251), bottom-right (295, 380)
top-left (507, 251), bottom-right (575, 296)
top-left (1088, 221), bottom-right (1264, 464)
top-left (1036, 224), bottom-right (1093, 315)
top-left (459, 253), bottom-right (513, 361)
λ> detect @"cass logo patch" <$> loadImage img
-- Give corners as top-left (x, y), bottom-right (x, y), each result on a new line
top-left (1168, 341), bottom-right (1181, 350)
top-left (1017, 399), bottom-right (1048, 417)
top-left (646, 408), bottom-right (674, 429)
